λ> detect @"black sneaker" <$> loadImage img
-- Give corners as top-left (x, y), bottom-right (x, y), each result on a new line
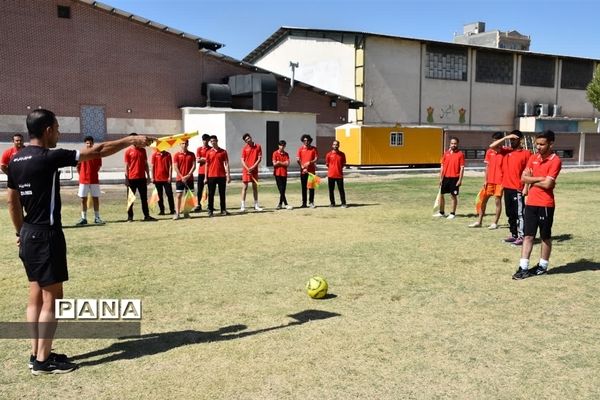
top-left (529, 264), bottom-right (548, 276)
top-left (193, 205), bottom-right (202, 213)
top-left (300, 204), bottom-right (307, 208)
top-left (158, 211), bottom-right (165, 215)
top-left (207, 211), bottom-right (214, 217)
top-left (29, 352), bottom-right (69, 369)
top-left (512, 267), bottom-right (531, 280)
top-left (220, 210), bottom-right (230, 216)
top-left (31, 358), bottom-right (78, 375)
top-left (143, 216), bottom-right (158, 222)
top-left (75, 218), bottom-right (87, 226)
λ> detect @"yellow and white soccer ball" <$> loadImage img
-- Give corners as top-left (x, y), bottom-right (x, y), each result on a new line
top-left (306, 276), bottom-right (328, 299)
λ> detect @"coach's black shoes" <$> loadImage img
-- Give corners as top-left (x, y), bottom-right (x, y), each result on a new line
top-left (29, 352), bottom-right (69, 369)
top-left (31, 357), bottom-right (77, 375)
top-left (528, 264), bottom-right (548, 277)
top-left (512, 267), bottom-right (531, 280)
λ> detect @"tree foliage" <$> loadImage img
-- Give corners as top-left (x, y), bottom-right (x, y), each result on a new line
top-left (586, 66), bottom-right (600, 111)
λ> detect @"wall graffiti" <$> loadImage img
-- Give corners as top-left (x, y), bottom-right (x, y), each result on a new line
top-left (425, 105), bottom-right (467, 124)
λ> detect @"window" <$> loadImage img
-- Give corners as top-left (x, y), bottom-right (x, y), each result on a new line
top-left (555, 150), bottom-right (573, 159)
top-left (520, 55), bottom-right (555, 87)
top-left (476, 50), bottom-right (513, 84)
top-left (390, 132), bottom-right (403, 147)
top-left (464, 149), bottom-right (486, 160)
top-left (57, 5), bottom-right (71, 19)
top-left (426, 45), bottom-right (468, 81)
top-left (561, 59), bottom-right (594, 90)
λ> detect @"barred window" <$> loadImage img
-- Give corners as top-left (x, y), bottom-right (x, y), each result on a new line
top-left (476, 50), bottom-right (513, 84)
top-left (426, 45), bottom-right (468, 81)
top-left (520, 55), bottom-right (555, 87)
top-left (561, 59), bottom-right (594, 90)
top-left (390, 132), bottom-right (404, 147)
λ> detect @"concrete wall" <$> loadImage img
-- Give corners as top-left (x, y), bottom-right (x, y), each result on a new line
top-left (253, 36), bottom-right (356, 99)
top-left (182, 108), bottom-right (316, 170)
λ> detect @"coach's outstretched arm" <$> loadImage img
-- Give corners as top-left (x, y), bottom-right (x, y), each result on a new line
top-left (79, 135), bottom-right (154, 162)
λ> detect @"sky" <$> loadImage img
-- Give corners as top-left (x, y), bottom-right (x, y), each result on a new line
top-left (105, 0), bottom-right (600, 61)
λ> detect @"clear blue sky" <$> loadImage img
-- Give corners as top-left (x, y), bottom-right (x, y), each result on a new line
top-left (105, 0), bottom-right (600, 61)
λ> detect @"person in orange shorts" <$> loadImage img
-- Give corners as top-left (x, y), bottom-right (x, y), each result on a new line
top-left (469, 131), bottom-right (505, 229)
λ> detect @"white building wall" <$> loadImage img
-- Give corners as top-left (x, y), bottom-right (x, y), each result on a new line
top-left (363, 37), bottom-right (422, 124)
top-left (253, 36), bottom-right (356, 99)
top-left (182, 108), bottom-right (316, 170)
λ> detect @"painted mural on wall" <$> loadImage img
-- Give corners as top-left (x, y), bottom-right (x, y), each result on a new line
top-left (425, 105), bottom-right (467, 124)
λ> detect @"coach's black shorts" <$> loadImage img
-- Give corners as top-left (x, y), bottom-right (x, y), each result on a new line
top-left (441, 177), bottom-right (460, 195)
top-left (175, 179), bottom-right (194, 192)
top-left (19, 224), bottom-right (68, 287)
top-left (523, 206), bottom-right (555, 240)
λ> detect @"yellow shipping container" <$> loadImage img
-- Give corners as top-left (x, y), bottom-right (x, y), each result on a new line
top-left (335, 123), bottom-right (444, 166)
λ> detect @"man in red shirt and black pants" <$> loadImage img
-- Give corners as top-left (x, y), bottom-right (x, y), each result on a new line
top-left (513, 130), bottom-right (562, 280)
top-left (151, 149), bottom-right (175, 215)
top-left (489, 130), bottom-right (531, 245)
top-left (173, 140), bottom-right (196, 219)
top-left (325, 140), bottom-right (347, 208)
top-left (297, 134), bottom-right (318, 208)
top-left (194, 134), bottom-right (211, 212)
top-left (124, 133), bottom-right (156, 222)
top-left (1, 133), bottom-right (25, 174)
top-left (272, 140), bottom-right (292, 210)
top-left (434, 136), bottom-right (465, 219)
top-left (204, 135), bottom-right (231, 217)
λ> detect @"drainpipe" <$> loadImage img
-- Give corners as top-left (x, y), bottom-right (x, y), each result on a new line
top-left (286, 61), bottom-right (299, 96)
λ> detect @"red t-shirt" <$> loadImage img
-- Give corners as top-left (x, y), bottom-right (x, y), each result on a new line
top-left (525, 153), bottom-right (562, 208)
top-left (241, 143), bottom-right (262, 169)
top-left (297, 145), bottom-right (318, 174)
top-left (206, 148), bottom-right (229, 178)
top-left (440, 150), bottom-right (465, 178)
top-left (78, 158), bottom-right (102, 184)
top-left (152, 151), bottom-right (172, 182)
top-left (500, 148), bottom-right (531, 191)
top-left (196, 145), bottom-right (210, 175)
top-left (124, 147), bottom-right (148, 180)
top-left (484, 148), bottom-right (504, 185)
top-left (326, 150), bottom-right (346, 179)
top-left (272, 150), bottom-right (289, 177)
top-left (174, 150), bottom-right (195, 181)
top-left (1, 147), bottom-right (20, 167)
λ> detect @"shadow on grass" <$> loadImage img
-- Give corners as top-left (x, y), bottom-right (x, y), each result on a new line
top-left (531, 234), bottom-right (573, 244)
top-left (547, 259), bottom-right (600, 275)
top-left (71, 309), bottom-right (340, 367)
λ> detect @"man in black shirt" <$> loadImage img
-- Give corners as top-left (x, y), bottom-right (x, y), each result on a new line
top-left (7, 109), bottom-right (152, 375)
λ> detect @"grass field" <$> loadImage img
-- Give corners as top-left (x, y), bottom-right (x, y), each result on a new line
top-left (1, 170), bottom-right (599, 399)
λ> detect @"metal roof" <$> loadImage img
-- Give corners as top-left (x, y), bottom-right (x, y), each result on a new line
top-left (76, 0), bottom-right (224, 51)
top-left (243, 26), bottom-right (600, 64)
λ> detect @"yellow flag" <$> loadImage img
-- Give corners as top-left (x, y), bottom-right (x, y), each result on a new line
top-left (126, 188), bottom-right (136, 210)
top-left (150, 131), bottom-right (199, 152)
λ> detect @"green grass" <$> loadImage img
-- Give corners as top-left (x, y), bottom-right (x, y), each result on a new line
top-left (1, 171), bottom-right (599, 399)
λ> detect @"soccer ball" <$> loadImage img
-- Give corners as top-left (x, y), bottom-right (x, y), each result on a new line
top-left (306, 276), bottom-right (328, 299)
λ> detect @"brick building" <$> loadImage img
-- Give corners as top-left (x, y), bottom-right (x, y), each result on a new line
top-left (0, 0), bottom-right (359, 168)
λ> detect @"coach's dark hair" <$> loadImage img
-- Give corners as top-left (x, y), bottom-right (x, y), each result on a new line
top-left (449, 136), bottom-right (459, 143)
top-left (537, 130), bottom-right (555, 142)
top-left (278, 140), bottom-right (287, 146)
top-left (509, 129), bottom-right (523, 138)
top-left (26, 109), bottom-right (56, 139)
top-left (84, 135), bottom-right (94, 143)
top-left (242, 133), bottom-right (251, 141)
top-left (492, 131), bottom-right (504, 140)
top-left (209, 135), bottom-right (218, 141)
top-left (129, 132), bottom-right (138, 136)
top-left (301, 134), bottom-right (313, 144)
top-left (202, 134), bottom-right (210, 141)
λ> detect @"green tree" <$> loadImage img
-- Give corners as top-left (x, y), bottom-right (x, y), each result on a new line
top-left (586, 66), bottom-right (600, 111)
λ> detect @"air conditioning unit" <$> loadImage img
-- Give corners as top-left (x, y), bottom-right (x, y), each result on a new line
top-left (518, 102), bottom-right (533, 117)
top-left (552, 104), bottom-right (562, 117)
top-left (535, 104), bottom-right (549, 117)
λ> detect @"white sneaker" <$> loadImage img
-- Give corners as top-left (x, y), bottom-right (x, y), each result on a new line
top-left (309, 203), bottom-right (316, 209)
top-left (488, 223), bottom-right (498, 230)
top-left (240, 206), bottom-right (246, 212)
top-left (172, 214), bottom-right (181, 220)
top-left (432, 212), bottom-right (445, 218)
top-left (254, 205), bottom-right (264, 212)
top-left (446, 214), bottom-right (455, 220)
top-left (468, 222), bottom-right (481, 228)
top-left (285, 205), bottom-right (293, 210)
